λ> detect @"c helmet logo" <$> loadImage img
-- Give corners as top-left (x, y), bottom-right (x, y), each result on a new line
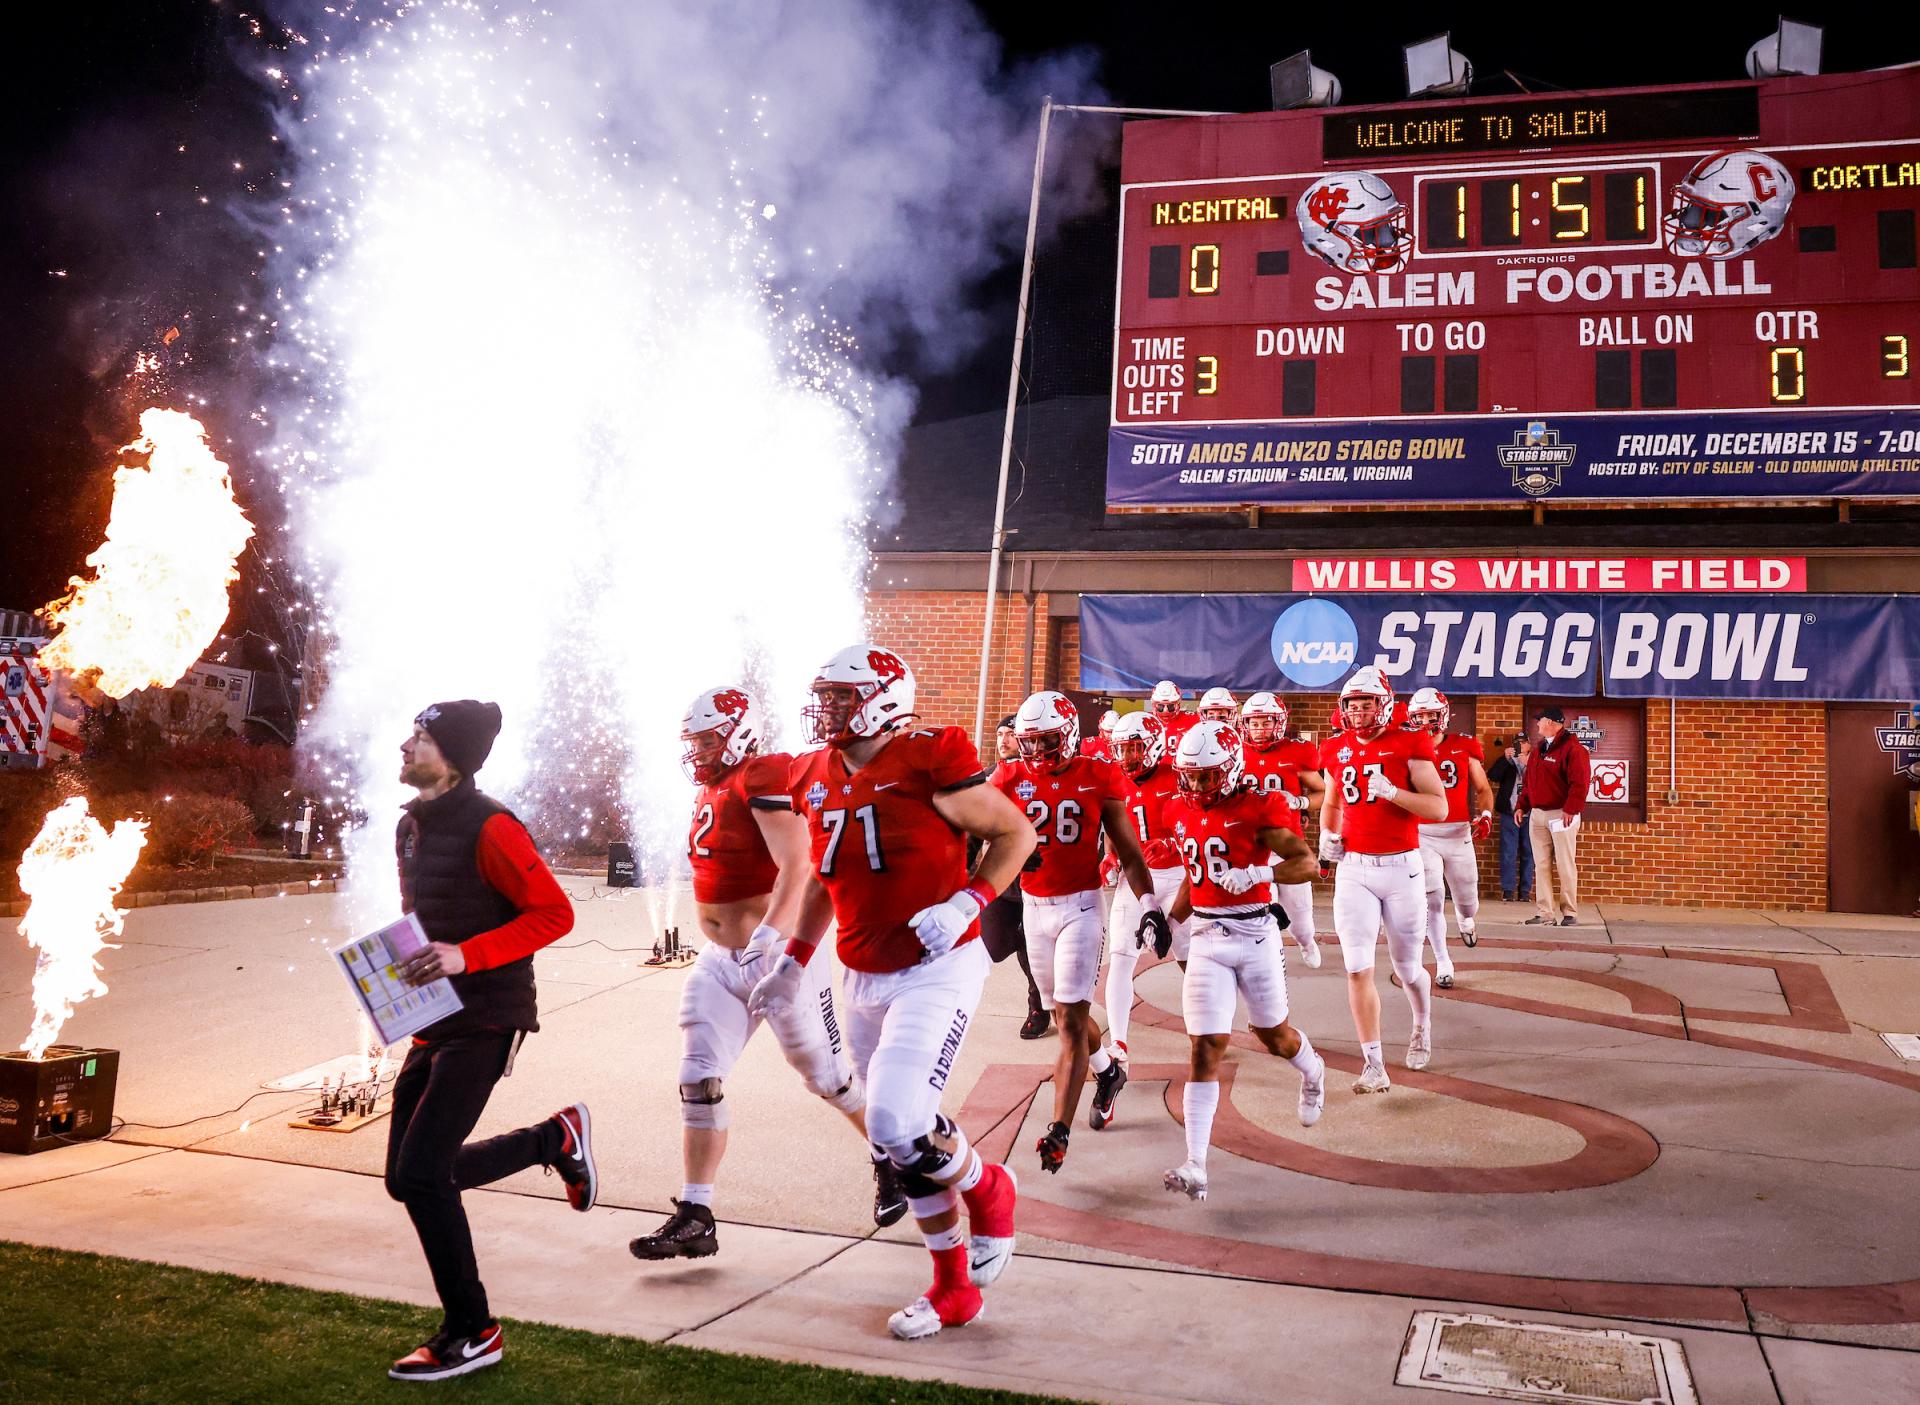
top-left (1306, 182), bottom-right (1352, 227)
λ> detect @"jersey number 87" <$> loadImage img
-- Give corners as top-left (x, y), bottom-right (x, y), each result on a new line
top-left (1339, 762), bottom-right (1385, 805)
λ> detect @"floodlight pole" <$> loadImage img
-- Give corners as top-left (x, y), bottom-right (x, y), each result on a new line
top-left (971, 98), bottom-right (1231, 746)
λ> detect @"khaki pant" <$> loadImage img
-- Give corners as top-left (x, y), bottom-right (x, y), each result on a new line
top-left (1529, 808), bottom-right (1580, 919)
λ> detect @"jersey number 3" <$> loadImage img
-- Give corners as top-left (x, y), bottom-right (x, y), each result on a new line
top-left (820, 804), bottom-right (885, 875)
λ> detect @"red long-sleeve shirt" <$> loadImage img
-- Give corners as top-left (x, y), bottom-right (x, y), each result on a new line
top-left (1523, 731), bottom-right (1592, 818)
top-left (459, 813), bottom-right (575, 972)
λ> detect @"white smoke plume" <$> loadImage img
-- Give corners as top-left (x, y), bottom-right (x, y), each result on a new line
top-left (253, 0), bottom-right (1101, 905)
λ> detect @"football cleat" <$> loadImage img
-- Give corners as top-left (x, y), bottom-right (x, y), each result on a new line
top-left (1089, 1058), bottom-right (1129, 1131)
top-left (1298, 1056), bottom-right (1326, 1128)
top-left (965, 1163), bottom-right (1019, 1287)
top-left (1019, 1007), bottom-right (1051, 1040)
top-left (1460, 921), bottom-right (1477, 948)
top-left (548, 1102), bottom-right (597, 1212)
top-left (873, 1157), bottom-right (909, 1228)
top-left (1162, 1159), bottom-right (1209, 1201)
top-left (1435, 971), bottom-right (1455, 990)
top-left (1036, 1120), bottom-right (1071, 1175)
top-left (628, 1199), bottom-right (718, 1260)
top-left (888, 1283), bottom-right (984, 1340)
top-left (1294, 931), bottom-right (1323, 969)
top-left (1407, 1026), bottom-right (1432, 1071)
top-left (389, 1322), bottom-right (503, 1382)
top-left (1353, 1061), bottom-right (1392, 1095)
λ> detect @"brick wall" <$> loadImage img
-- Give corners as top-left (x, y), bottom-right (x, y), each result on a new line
top-left (868, 587), bottom-right (1831, 911)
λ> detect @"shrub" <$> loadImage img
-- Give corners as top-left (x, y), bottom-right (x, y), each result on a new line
top-left (107, 791), bottom-right (254, 869)
top-left (145, 741), bottom-right (296, 838)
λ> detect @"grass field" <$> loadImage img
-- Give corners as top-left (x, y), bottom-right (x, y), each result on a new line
top-left (1, 1241), bottom-right (1064, 1404)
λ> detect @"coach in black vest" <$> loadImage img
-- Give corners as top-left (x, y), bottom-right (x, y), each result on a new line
top-left (383, 700), bottom-right (594, 1383)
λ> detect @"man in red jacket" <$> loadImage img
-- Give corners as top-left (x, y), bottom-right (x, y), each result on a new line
top-left (384, 700), bottom-right (589, 1382)
top-left (1522, 706), bottom-right (1591, 927)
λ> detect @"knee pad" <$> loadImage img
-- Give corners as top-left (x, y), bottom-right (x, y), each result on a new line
top-left (1390, 955), bottom-right (1429, 988)
top-left (907, 1187), bottom-right (958, 1220)
top-left (818, 1072), bottom-right (864, 1114)
top-left (880, 1114), bottom-right (959, 1198)
top-left (680, 1077), bottom-right (729, 1131)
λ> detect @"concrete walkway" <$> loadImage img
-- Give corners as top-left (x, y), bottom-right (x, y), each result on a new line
top-left (3, 883), bottom-right (1919, 1403)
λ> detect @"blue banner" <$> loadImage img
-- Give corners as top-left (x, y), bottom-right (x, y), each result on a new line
top-left (1080, 593), bottom-right (1920, 702)
top-left (1107, 408), bottom-right (1920, 508)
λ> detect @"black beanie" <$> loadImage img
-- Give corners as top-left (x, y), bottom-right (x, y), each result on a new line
top-left (415, 700), bottom-right (502, 777)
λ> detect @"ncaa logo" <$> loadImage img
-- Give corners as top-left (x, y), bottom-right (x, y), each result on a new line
top-left (1269, 599), bottom-right (1358, 688)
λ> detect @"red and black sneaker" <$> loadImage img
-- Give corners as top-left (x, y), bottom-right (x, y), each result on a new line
top-left (1036, 1120), bottom-right (1070, 1175)
top-left (388, 1321), bottom-right (503, 1382)
top-left (548, 1103), bottom-right (597, 1212)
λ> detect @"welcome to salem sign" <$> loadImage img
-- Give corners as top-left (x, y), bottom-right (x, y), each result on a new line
top-left (1078, 594), bottom-right (1920, 702)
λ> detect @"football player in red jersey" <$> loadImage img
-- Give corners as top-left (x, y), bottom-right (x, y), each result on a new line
top-left (1160, 721), bottom-right (1325, 1203)
top-left (1238, 692), bottom-right (1326, 970)
top-left (1405, 688), bottom-right (1495, 989)
top-left (1081, 709), bottom-right (1119, 761)
top-left (629, 689), bottom-right (903, 1264)
top-left (1102, 712), bottom-right (1189, 1085)
top-left (749, 646), bottom-right (1035, 1341)
top-left (1150, 679), bottom-right (1197, 748)
top-left (1318, 668), bottom-right (1448, 1093)
top-left (993, 692), bottom-right (1163, 1166)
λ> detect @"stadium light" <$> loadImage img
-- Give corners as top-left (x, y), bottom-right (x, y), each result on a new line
top-left (1404, 34), bottom-right (1473, 98)
top-left (1271, 51), bottom-right (1343, 110)
top-left (1746, 18), bottom-right (1823, 78)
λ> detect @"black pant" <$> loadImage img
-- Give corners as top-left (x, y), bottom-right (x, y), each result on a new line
top-left (384, 1031), bottom-right (559, 1336)
top-left (979, 890), bottom-right (1043, 1014)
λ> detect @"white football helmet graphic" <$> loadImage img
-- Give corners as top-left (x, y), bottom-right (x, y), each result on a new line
top-left (1240, 691), bottom-right (1288, 747)
top-left (1339, 665), bottom-right (1396, 734)
top-left (680, 686), bottom-right (761, 784)
top-left (1098, 709), bottom-right (1120, 741)
top-left (1297, 172), bottom-right (1412, 274)
top-left (1014, 689), bottom-right (1081, 776)
top-left (1404, 686), bottom-right (1450, 735)
top-left (1173, 719), bottom-right (1245, 807)
top-left (1665, 149), bottom-right (1795, 259)
top-left (1198, 686), bottom-right (1238, 722)
top-left (804, 645), bottom-right (916, 747)
top-left (1111, 711), bottom-right (1167, 775)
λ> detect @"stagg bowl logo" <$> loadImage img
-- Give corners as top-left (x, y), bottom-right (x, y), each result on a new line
top-left (1015, 778), bottom-right (1037, 802)
top-left (1876, 704), bottom-right (1920, 783)
top-left (1571, 715), bottom-right (1604, 750)
top-left (805, 781), bottom-right (828, 811)
top-left (1500, 421), bottom-right (1577, 497)
top-left (1269, 598), bottom-right (1358, 689)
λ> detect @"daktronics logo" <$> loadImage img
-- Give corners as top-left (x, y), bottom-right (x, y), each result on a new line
top-left (1270, 599), bottom-right (1358, 687)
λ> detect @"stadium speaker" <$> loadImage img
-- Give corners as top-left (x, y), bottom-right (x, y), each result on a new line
top-left (607, 842), bottom-right (639, 888)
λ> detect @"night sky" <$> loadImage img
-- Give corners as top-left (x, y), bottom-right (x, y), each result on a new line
top-left (4, 4), bottom-right (1916, 625)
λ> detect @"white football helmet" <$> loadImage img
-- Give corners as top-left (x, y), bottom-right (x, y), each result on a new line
top-left (680, 686), bottom-right (761, 784)
top-left (804, 645), bottom-right (916, 748)
top-left (1111, 710), bottom-right (1167, 777)
top-left (1173, 719), bottom-right (1244, 807)
top-left (1014, 690), bottom-right (1081, 776)
top-left (1240, 691), bottom-right (1288, 747)
top-left (1150, 679), bottom-right (1185, 717)
top-left (1098, 709), bottom-right (1120, 741)
top-left (1339, 666), bottom-right (1395, 735)
top-left (1198, 686), bottom-right (1238, 723)
top-left (1298, 172), bottom-right (1411, 274)
top-left (1404, 686), bottom-right (1450, 735)
top-left (1665, 149), bottom-right (1795, 260)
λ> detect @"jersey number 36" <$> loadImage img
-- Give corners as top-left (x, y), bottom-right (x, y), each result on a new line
top-left (1179, 834), bottom-right (1230, 886)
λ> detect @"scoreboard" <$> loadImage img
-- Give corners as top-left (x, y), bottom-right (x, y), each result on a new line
top-left (1107, 69), bottom-right (1920, 509)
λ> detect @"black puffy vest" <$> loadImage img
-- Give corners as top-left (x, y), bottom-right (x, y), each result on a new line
top-left (396, 780), bottom-right (539, 1039)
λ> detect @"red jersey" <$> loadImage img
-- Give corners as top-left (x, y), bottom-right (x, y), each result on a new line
top-left (1319, 727), bottom-right (1440, 855)
top-left (688, 753), bottom-right (792, 905)
top-left (1120, 763), bottom-right (1181, 870)
top-left (1239, 738), bottom-right (1320, 834)
top-left (788, 727), bottom-right (983, 974)
top-left (1157, 711), bottom-right (1198, 748)
top-left (1164, 785), bottom-right (1299, 911)
top-left (990, 753), bottom-right (1131, 898)
top-left (1425, 733), bottom-right (1486, 825)
top-left (1080, 737), bottom-right (1112, 762)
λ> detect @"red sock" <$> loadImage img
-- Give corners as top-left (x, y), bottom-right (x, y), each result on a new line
top-left (930, 1243), bottom-right (972, 1293)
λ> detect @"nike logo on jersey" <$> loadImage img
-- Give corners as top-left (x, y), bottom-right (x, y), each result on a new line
top-left (874, 781), bottom-right (901, 791)
top-left (1076, 785), bottom-right (1098, 792)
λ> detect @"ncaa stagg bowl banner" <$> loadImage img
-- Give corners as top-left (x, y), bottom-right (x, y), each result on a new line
top-left (1078, 593), bottom-right (1920, 702)
top-left (1107, 409), bottom-right (1920, 509)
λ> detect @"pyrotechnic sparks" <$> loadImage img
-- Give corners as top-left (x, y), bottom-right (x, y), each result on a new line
top-left (16, 799), bottom-right (147, 1061)
top-left (38, 408), bottom-right (255, 699)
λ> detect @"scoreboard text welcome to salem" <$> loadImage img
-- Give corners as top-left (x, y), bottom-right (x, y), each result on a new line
top-left (1107, 71), bottom-right (1920, 510)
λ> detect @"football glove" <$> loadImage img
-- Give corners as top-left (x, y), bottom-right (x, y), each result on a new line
top-left (1218, 864), bottom-right (1273, 895)
top-left (740, 923), bottom-right (780, 977)
top-left (1471, 812), bottom-right (1493, 841)
top-left (908, 889), bottom-right (984, 958)
top-left (1365, 772), bottom-right (1399, 802)
top-left (1137, 906), bottom-right (1173, 959)
top-left (747, 954), bottom-right (805, 1019)
top-left (1318, 830), bottom-right (1344, 865)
